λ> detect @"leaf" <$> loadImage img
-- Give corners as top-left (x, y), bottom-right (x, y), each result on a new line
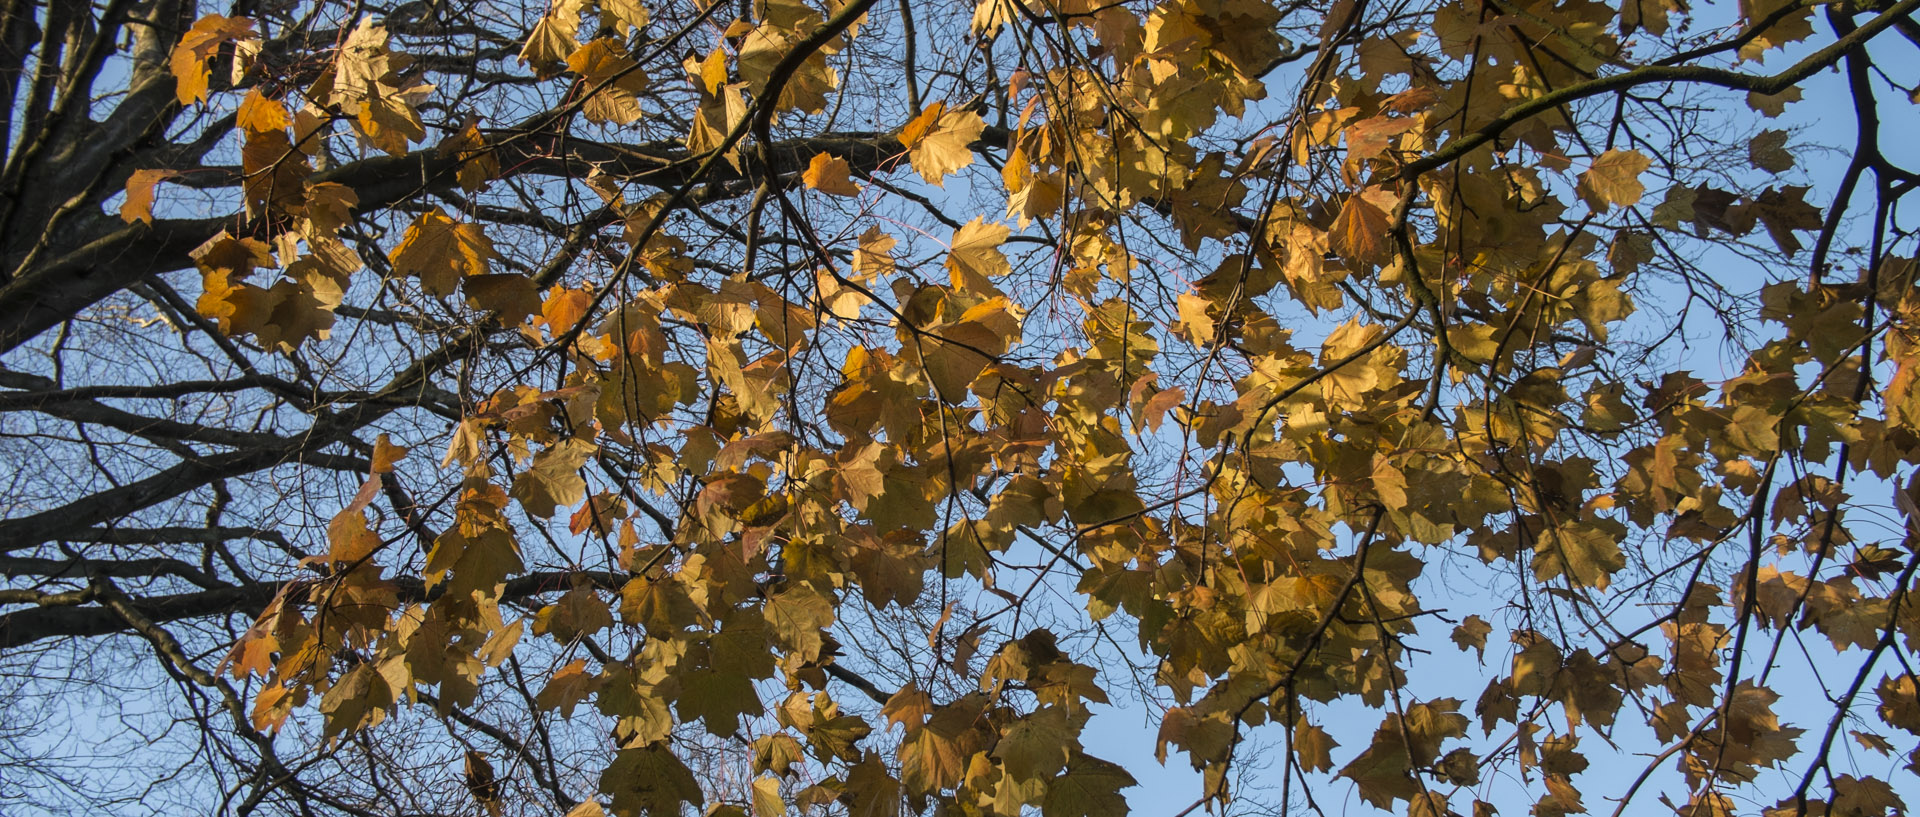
top-left (1295, 722), bottom-right (1339, 773)
top-left (1040, 756), bottom-right (1135, 817)
top-left (751, 776), bottom-right (784, 817)
top-left (600, 744), bottom-right (703, 817)
top-left (371, 433), bottom-right (408, 473)
top-left (1531, 518), bottom-right (1628, 590)
top-left (564, 800), bottom-right (606, 817)
top-left (1330, 191), bottom-right (1392, 264)
top-left (521, 1), bottom-right (585, 79)
top-left (465, 274), bottom-right (543, 325)
top-left (1578, 149), bottom-right (1653, 211)
top-left (464, 751), bottom-right (502, 816)
top-left (1748, 86), bottom-right (1803, 117)
top-left (1452, 615), bottom-right (1492, 659)
top-left (898, 722), bottom-right (966, 794)
top-left (170, 15), bottom-right (257, 104)
top-left (1879, 674), bottom-right (1920, 733)
top-left (318, 662), bottom-right (392, 738)
top-left (390, 210), bottom-right (497, 296)
top-left (994, 706), bottom-right (1078, 781)
top-left (884, 683), bottom-right (933, 730)
top-left (763, 583), bottom-right (836, 661)
top-left (1748, 129), bottom-right (1793, 173)
top-left (945, 217), bottom-right (1011, 290)
top-left (236, 89), bottom-right (290, 132)
top-left (511, 439), bottom-right (599, 518)
top-left (303, 183), bottom-right (360, 238)
top-left (803, 153), bottom-right (861, 196)
top-left (567, 38), bottom-right (649, 124)
top-left (120, 170), bottom-right (179, 224)
top-left (901, 103), bottom-right (985, 185)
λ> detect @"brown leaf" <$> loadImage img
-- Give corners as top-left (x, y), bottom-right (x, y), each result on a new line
top-left (390, 210), bottom-right (496, 295)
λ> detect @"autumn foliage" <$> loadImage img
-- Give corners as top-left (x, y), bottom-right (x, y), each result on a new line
top-left (3, 0), bottom-right (1920, 815)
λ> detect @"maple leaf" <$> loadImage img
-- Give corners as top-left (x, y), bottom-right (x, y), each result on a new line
top-left (995, 706), bottom-right (1079, 781)
top-left (318, 663), bottom-right (392, 739)
top-left (676, 666), bottom-right (764, 737)
top-left (236, 89), bottom-right (290, 132)
top-left (945, 218), bottom-right (1012, 290)
top-left (803, 153), bottom-right (862, 196)
top-left (120, 170), bottom-right (179, 225)
top-left (1878, 674), bottom-right (1920, 733)
top-left (844, 752), bottom-right (903, 817)
top-left (511, 438), bottom-right (598, 518)
top-left (520, 0), bottom-right (585, 79)
top-left (753, 734), bottom-right (806, 776)
top-left (1295, 721), bottom-right (1339, 773)
top-left (534, 658), bottom-right (601, 717)
top-left (1531, 518), bottom-right (1628, 590)
top-left (1578, 149), bottom-right (1653, 211)
top-left (750, 776), bottom-right (783, 817)
top-left (1452, 615), bottom-right (1493, 659)
top-left (533, 587), bottom-right (614, 642)
top-left (567, 38), bottom-right (649, 125)
top-left (355, 81), bottom-right (427, 154)
top-left (900, 103), bottom-right (985, 185)
top-left (170, 15), bottom-right (257, 104)
top-left (600, 745), bottom-right (703, 817)
top-left (883, 683), bottom-right (933, 730)
top-left (1330, 190), bottom-right (1393, 264)
top-left (390, 210), bottom-right (498, 296)
top-left (1748, 129), bottom-right (1794, 173)
top-left (763, 583), bottom-right (836, 661)
top-left (1040, 756), bottom-right (1136, 817)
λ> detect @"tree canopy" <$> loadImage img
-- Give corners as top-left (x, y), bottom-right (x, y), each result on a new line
top-left (2, 0), bottom-right (1919, 815)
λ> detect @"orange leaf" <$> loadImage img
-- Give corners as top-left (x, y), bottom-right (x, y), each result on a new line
top-left (120, 169), bottom-right (179, 224)
top-left (1330, 191), bottom-right (1393, 264)
top-left (236, 89), bottom-right (290, 132)
top-left (170, 15), bottom-right (256, 105)
top-left (803, 153), bottom-right (861, 196)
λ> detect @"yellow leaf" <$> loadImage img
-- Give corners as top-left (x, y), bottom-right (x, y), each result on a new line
top-left (803, 153), bottom-right (862, 196)
top-left (520, 2), bottom-right (584, 79)
top-left (511, 438), bottom-right (599, 518)
top-left (900, 103), bottom-right (985, 186)
top-left (599, 0), bottom-right (650, 35)
top-left (464, 274), bottom-right (543, 326)
top-left (356, 85), bottom-right (428, 154)
top-left (303, 182), bottom-right (359, 237)
top-left (945, 217), bottom-right (1010, 290)
top-left (567, 38), bottom-right (648, 125)
top-left (1577, 149), bottom-right (1652, 211)
top-left (751, 777), bottom-right (783, 817)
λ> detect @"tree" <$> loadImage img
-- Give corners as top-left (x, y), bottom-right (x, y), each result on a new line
top-left (1, 0), bottom-right (1918, 814)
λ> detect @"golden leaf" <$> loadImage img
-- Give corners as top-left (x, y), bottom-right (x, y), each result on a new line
top-left (803, 153), bottom-right (862, 196)
top-left (900, 103), bottom-right (985, 186)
